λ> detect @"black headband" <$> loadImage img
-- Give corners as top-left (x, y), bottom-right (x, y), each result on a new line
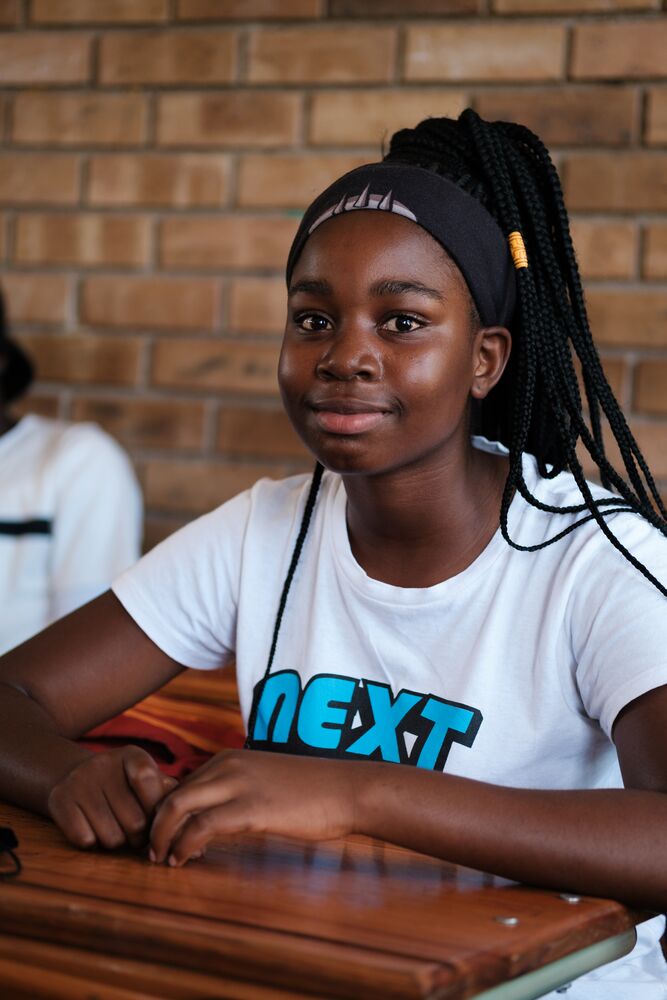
top-left (286, 163), bottom-right (517, 328)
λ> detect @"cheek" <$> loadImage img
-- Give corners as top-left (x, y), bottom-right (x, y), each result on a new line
top-left (277, 341), bottom-right (300, 396)
top-left (399, 347), bottom-right (472, 411)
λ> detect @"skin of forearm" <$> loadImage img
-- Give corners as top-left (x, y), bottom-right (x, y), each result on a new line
top-left (353, 762), bottom-right (667, 912)
top-left (0, 682), bottom-right (92, 815)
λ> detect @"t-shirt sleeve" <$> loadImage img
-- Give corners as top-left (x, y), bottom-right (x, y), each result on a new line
top-left (49, 424), bottom-right (142, 622)
top-left (112, 488), bottom-right (253, 670)
top-left (570, 514), bottom-right (667, 739)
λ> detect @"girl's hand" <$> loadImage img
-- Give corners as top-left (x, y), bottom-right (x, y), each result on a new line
top-left (47, 747), bottom-right (177, 850)
top-left (149, 749), bottom-right (359, 867)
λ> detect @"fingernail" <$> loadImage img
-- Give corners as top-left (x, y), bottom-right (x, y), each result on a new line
top-left (148, 848), bottom-right (156, 863)
top-left (168, 854), bottom-right (178, 867)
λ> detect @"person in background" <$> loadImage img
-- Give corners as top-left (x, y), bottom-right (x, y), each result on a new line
top-left (0, 292), bottom-right (142, 655)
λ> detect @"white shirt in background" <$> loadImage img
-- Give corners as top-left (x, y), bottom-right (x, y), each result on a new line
top-left (0, 414), bottom-right (142, 654)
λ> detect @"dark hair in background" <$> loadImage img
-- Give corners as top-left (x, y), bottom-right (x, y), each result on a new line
top-left (380, 110), bottom-right (666, 595)
top-left (0, 292), bottom-right (34, 405)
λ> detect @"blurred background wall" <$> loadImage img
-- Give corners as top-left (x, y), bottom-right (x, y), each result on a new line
top-left (0, 0), bottom-right (665, 548)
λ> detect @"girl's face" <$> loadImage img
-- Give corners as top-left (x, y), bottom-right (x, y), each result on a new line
top-left (278, 210), bottom-right (510, 478)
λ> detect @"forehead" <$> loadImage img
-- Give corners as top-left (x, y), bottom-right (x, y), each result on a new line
top-left (291, 209), bottom-right (461, 289)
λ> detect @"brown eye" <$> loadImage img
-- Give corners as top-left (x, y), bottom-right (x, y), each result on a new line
top-left (299, 314), bottom-right (330, 332)
top-left (383, 314), bottom-right (422, 334)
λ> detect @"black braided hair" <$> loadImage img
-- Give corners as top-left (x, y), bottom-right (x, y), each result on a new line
top-left (258, 110), bottom-right (666, 700)
top-left (247, 462), bottom-right (324, 747)
top-left (382, 110), bottom-right (666, 597)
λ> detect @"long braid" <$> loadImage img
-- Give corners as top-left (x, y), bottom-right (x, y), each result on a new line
top-left (386, 110), bottom-right (667, 596)
top-left (245, 462), bottom-right (324, 746)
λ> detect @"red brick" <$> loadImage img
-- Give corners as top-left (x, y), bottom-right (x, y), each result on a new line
top-left (15, 333), bottom-right (142, 385)
top-left (70, 397), bottom-right (205, 449)
top-left (646, 89), bottom-right (667, 145)
top-left (626, 423), bottom-right (667, 478)
top-left (569, 219), bottom-right (637, 280)
top-left (157, 92), bottom-right (300, 148)
top-left (564, 154), bottom-right (667, 212)
top-left (81, 277), bottom-right (219, 330)
top-left (643, 224), bottom-right (667, 280)
top-left (310, 89), bottom-right (468, 147)
top-left (87, 154), bottom-right (230, 208)
top-left (160, 217), bottom-right (296, 270)
top-left (152, 338), bottom-right (280, 394)
top-left (247, 26), bottom-right (397, 84)
top-left (144, 458), bottom-right (290, 515)
top-left (0, 33), bottom-right (91, 84)
top-left (99, 30), bottom-right (236, 86)
top-left (30, 0), bottom-right (169, 22)
top-left (217, 404), bottom-right (308, 459)
top-left (405, 24), bottom-right (565, 82)
top-left (579, 420), bottom-right (667, 482)
top-left (475, 88), bottom-right (637, 146)
top-left (15, 213), bottom-right (151, 268)
top-left (0, 1), bottom-right (20, 26)
top-left (587, 289), bottom-right (667, 348)
top-left (571, 20), bottom-right (667, 80)
top-left (331, 0), bottom-right (478, 12)
top-left (1, 273), bottom-right (69, 325)
top-left (237, 154), bottom-right (370, 209)
top-left (12, 393), bottom-right (60, 419)
top-left (177, 0), bottom-right (320, 16)
top-left (494, 0), bottom-right (657, 10)
top-left (229, 278), bottom-right (286, 335)
top-left (634, 361), bottom-right (667, 415)
top-left (142, 516), bottom-right (188, 552)
top-left (0, 154), bottom-right (79, 205)
top-left (13, 92), bottom-right (147, 146)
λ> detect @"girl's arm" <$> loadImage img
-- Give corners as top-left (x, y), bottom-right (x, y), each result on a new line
top-left (149, 683), bottom-right (667, 911)
top-left (0, 591), bottom-right (184, 844)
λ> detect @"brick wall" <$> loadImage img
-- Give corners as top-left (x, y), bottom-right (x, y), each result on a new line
top-left (1, 0), bottom-right (666, 548)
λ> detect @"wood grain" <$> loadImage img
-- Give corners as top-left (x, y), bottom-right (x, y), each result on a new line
top-left (0, 802), bottom-right (645, 999)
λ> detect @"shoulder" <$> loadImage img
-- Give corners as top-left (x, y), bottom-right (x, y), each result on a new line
top-left (516, 450), bottom-right (666, 570)
top-left (46, 420), bottom-right (137, 484)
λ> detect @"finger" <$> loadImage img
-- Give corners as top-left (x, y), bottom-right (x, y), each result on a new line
top-left (77, 789), bottom-right (127, 850)
top-left (101, 775), bottom-right (151, 849)
top-left (166, 800), bottom-right (253, 867)
top-left (48, 792), bottom-right (97, 850)
top-left (123, 749), bottom-right (175, 814)
top-left (150, 779), bottom-right (236, 864)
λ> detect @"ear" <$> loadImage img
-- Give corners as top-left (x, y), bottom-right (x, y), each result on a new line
top-left (470, 326), bottom-right (512, 400)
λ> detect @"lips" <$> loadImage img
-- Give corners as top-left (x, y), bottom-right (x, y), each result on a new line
top-left (309, 396), bottom-right (392, 436)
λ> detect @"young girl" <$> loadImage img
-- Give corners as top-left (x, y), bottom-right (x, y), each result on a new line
top-left (1, 111), bottom-right (666, 997)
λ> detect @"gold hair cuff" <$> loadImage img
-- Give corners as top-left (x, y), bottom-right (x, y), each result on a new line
top-left (508, 231), bottom-right (528, 270)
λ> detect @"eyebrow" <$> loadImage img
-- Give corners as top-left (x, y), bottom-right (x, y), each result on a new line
top-left (288, 278), bottom-right (445, 301)
top-left (370, 279), bottom-right (445, 302)
top-left (288, 279), bottom-right (331, 298)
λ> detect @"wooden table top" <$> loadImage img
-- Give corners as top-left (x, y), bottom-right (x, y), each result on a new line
top-left (0, 801), bottom-right (644, 1000)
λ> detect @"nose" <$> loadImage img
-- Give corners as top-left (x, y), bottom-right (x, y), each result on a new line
top-left (315, 322), bottom-right (381, 382)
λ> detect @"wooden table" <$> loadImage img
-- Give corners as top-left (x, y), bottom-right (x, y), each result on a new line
top-left (0, 802), bottom-right (645, 1000)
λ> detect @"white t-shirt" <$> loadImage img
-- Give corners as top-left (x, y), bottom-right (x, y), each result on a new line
top-left (113, 439), bottom-right (667, 997)
top-left (0, 414), bottom-right (142, 654)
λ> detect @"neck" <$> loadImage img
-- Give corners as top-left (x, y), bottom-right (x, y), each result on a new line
top-left (342, 440), bottom-right (508, 588)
